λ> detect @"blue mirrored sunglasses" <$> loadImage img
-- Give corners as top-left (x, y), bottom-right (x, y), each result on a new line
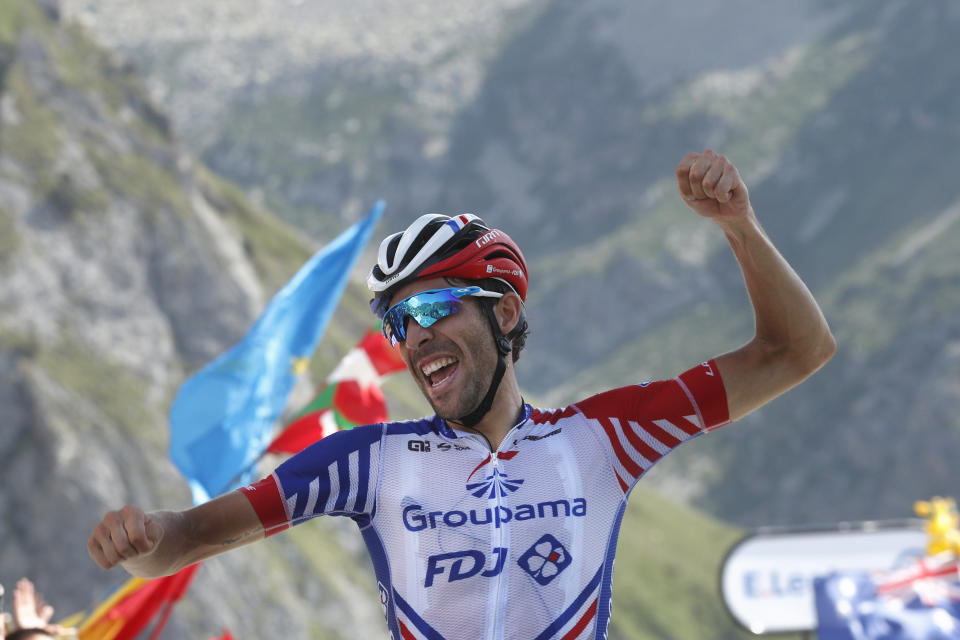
top-left (381, 286), bottom-right (503, 347)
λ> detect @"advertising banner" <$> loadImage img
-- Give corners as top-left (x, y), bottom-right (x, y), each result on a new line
top-left (720, 521), bottom-right (926, 634)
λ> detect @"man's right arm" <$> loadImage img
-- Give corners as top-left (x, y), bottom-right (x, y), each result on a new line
top-left (87, 490), bottom-right (264, 578)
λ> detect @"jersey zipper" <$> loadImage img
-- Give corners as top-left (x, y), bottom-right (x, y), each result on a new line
top-left (488, 421), bottom-right (525, 639)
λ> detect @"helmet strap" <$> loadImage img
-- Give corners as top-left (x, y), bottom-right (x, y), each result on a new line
top-left (451, 300), bottom-right (520, 428)
top-left (452, 299), bottom-right (526, 429)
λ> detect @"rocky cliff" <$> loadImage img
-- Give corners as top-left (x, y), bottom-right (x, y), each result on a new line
top-left (0, 2), bottom-right (386, 637)
top-left (62, 0), bottom-right (960, 531)
top-left (0, 2), bottom-right (755, 638)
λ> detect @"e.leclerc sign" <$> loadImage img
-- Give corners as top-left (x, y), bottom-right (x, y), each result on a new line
top-left (720, 520), bottom-right (926, 634)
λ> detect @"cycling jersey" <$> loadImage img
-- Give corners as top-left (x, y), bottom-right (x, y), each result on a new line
top-left (240, 360), bottom-right (729, 640)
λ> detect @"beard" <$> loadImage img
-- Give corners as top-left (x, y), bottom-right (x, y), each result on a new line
top-left (431, 365), bottom-right (491, 422)
top-left (421, 324), bottom-right (499, 422)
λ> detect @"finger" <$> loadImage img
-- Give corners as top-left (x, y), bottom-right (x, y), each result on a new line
top-left (104, 510), bottom-right (137, 561)
top-left (715, 160), bottom-right (742, 203)
top-left (700, 156), bottom-right (725, 199)
top-left (688, 149), bottom-right (717, 200)
top-left (89, 522), bottom-right (122, 568)
top-left (675, 151), bottom-right (699, 174)
top-left (88, 538), bottom-right (118, 570)
top-left (121, 505), bottom-right (155, 555)
top-left (675, 152), bottom-right (699, 199)
top-left (38, 603), bottom-right (54, 624)
top-left (14, 578), bottom-right (36, 612)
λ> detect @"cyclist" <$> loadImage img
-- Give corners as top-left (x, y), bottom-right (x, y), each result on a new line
top-left (88, 150), bottom-right (835, 639)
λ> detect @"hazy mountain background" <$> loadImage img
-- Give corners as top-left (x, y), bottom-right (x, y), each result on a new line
top-left (2, 0), bottom-right (958, 637)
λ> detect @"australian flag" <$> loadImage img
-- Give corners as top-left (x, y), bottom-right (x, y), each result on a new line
top-left (815, 556), bottom-right (960, 639)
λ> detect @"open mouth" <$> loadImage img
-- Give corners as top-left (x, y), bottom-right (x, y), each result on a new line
top-left (421, 356), bottom-right (459, 388)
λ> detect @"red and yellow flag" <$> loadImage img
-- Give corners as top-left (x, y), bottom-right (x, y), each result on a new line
top-left (78, 563), bottom-right (200, 640)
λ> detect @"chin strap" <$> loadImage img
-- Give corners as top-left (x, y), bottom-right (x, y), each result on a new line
top-left (452, 300), bottom-right (525, 428)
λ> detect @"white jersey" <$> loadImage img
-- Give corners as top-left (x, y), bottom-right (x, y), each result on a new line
top-left (241, 361), bottom-right (729, 639)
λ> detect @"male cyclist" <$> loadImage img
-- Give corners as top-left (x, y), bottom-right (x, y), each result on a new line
top-left (88, 150), bottom-right (835, 639)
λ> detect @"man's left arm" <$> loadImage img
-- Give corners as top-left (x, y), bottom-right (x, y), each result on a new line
top-left (676, 150), bottom-right (836, 422)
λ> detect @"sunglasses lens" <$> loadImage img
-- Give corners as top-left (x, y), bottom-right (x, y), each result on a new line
top-left (383, 289), bottom-right (469, 345)
top-left (383, 320), bottom-right (399, 347)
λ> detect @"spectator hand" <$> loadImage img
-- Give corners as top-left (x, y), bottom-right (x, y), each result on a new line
top-left (12, 579), bottom-right (54, 631)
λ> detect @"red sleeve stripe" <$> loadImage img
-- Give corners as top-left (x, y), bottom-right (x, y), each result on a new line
top-left (635, 420), bottom-right (681, 452)
top-left (596, 416), bottom-right (645, 480)
top-left (614, 418), bottom-right (661, 467)
top-left (615, 473), bottom-right (629, 494)
top-left (239, 473), bottom-right (290, 537)
top-left (667, 415), bottom-right (703, 437)
top-left (596, 416), bottom-right (706, 494)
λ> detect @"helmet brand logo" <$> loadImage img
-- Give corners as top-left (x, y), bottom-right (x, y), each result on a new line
top-left (475, 230), bottom-right (503, 249)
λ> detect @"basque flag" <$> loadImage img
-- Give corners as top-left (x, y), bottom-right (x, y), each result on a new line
top-left (169, 201), bottom-right (384, 503)
top-left (266, 325), bottom-right (405, 454)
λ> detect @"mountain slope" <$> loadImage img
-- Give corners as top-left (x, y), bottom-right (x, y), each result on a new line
top-left (0, 2), bottom-right (385, 637)
top-left (689, 201), bottom-right (960, 526)
top-left (55, 0), bottom-right (960, 544)
top-left (0, 2), bottom-right (762, 638)
top-left (533, 0), bottom-right (960, 527)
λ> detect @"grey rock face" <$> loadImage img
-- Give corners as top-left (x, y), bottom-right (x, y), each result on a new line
top-left (0, 4), bottom-right (384, 637)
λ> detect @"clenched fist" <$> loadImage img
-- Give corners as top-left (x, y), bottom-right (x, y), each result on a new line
top-left (676, 149), bottom-right (752, 220)
top-left (87, 504), bottom-right (164, 570)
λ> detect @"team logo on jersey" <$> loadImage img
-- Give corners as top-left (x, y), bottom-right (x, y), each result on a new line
top-left (465, 466), bottom-right (524, 499)
top-left (403, 498), bottom-right (586, 532)
top-left (408, 440), bottom-right (431, 452)
top-left (524, 428), bottom-right (561, 441)
top-left (436, 441), bottom-right (469, 452)
top-left (518, 534), bottom-right (572, 586)
top-left (513, 428), bottom-right (561, 446)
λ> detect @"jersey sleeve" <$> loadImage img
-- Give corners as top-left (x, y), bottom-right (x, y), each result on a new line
top-left (240, 424), bottom-right (383, 536)
top-left (572, 360), bottom-right (729, 493)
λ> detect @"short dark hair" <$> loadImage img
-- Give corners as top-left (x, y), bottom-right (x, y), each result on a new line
top-left (449, 276), bottom-right (529, 363)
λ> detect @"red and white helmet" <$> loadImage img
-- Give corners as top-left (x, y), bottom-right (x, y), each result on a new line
top-left (368, 213), bottom-right (528, 316)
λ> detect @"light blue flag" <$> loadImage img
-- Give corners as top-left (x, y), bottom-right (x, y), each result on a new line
top-left (169, 201), bottom-right (385, 504)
